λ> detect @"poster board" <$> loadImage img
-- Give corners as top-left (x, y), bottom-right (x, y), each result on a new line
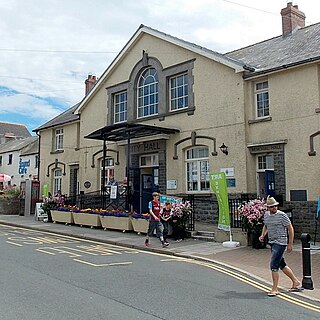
top-left (35, 202), bottom-right (48, 221)
top-left (110, 185), bottom-right (118, 199)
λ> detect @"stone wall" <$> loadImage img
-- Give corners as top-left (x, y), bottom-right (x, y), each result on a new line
top-left (283, 200), bottom-right (318, 238)
top-left (191, 194), bottom-right (319, 240)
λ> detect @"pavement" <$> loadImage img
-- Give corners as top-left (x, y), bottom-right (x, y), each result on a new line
top-left (0, 214), bottom-right (319, 303)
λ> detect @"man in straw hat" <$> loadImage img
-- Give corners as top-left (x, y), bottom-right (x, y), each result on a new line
top-left (259, 196), bottom-right (303, 296)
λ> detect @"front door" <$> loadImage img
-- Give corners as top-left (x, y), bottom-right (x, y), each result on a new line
top-left (265, 170), bottom-right (275, 197)
top-left (141, 173), bottom-right (153, 213)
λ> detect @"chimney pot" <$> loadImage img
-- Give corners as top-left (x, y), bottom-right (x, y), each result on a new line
top-left (85, 74), bottom-right (98, 95)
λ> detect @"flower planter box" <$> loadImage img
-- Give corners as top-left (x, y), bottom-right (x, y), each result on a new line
top-left (51, 210), bottom-right (74, 224)
top-left (131, 218), bottom-right (173, 235)
top-left (131, 218), bottom-right (149, 234)
top-left (72, 212), bottom-right (101, 228)
top-left (99, 215), bottom-right (133, 232)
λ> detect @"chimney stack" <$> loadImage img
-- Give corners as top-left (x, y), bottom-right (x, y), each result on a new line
top-left (281, 2), bottom-right (305, 35)
top-left (85, 74), bottom-right (97, 95)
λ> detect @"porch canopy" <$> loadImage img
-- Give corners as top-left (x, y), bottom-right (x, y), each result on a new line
top-left (85, 123), bottom-right (180, 210)
top-left (85, 122), bottom-right (179, 142)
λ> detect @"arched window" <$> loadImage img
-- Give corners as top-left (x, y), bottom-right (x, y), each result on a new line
top-left (185, 147), bottom-right (210, 192)
top-left (137, 68), bottom-right (158, 118)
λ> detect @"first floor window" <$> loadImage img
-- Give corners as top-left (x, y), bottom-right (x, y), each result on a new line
top-left (255, 81), bottom-right (269, 118)
top-left (8, 154), bottom-right (13, 165)
top-left (35, 155), bottom-right (39, 168)
top-left (53, 169), bottom-right (62, 195)
top-left (114, 91), bottom-right (127, 123)
top-left (137, 68), bottom-right (159, 118)
top-left (186, 147), bottom-right (210, 192)
top-left (170, 73), bottom-right (188, 111)
top-left (55, 128), bottom-right (64, 151)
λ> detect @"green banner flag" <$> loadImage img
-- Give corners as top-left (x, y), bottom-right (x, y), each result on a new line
top-left (209, 172), bottom-right (230, 231)
top-left (43, 184), bottom-right (48, 197)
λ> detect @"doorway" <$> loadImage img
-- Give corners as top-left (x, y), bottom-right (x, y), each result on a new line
top-left (140, 168), bottom-right (160, 213)
top-left (257, 170), bottom-right (275, 198)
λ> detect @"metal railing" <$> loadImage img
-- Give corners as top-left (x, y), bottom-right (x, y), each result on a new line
top-left (64, 190), bottom-right (254, 231)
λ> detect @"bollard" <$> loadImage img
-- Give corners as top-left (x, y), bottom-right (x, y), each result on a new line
top-left (300, 233), bottom-right (314, 290)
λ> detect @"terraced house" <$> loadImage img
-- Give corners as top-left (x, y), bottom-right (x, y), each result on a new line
top-left (35, 3), bottom-right (320, 236)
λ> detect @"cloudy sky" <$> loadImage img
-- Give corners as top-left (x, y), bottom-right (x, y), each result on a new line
top-left (0, 0), bottom-right (319, 133)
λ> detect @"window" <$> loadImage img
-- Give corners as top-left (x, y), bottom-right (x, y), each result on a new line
top-left (255, 81), bottom-right (269, 118)
top-left (8, 154), bottom-right (13, 165)
top-left (137, 68), bottom-right (158, 118)
top-left (170, 73), bottom-right (188, 111)
top-left (114, 91), bottom-right (127, 123)
top-left (35, 155), bottom-right (39, 168)
top-left (186, 147), bottom-right (210, 192)
top-left (53, 169), bottom-right (62, 195)
top-left (139, 154), bottom-right (159, 168)
top-left (257, 155), bottom-right (274, 171)
top-left (100, 157), bottom-right (114, 189)
top-left (55, 128), bottom-right (64, 151)
top-left (0, 155), bottom-right (2, 166)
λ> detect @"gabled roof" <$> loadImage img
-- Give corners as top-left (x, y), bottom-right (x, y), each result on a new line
top-left (74, 24), bottom-right (247, 115)
top-left (0, 122), bottom-right (31, 138)
top-left (33, 103), bottom-right (80, 132)
top-left (225, 22), bottom-right (320, 78)
top-left (0, 136), bottom-right (38, 154)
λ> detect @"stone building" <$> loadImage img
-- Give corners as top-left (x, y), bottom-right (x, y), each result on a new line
top-left (35, 3), bottom-right (320, 235)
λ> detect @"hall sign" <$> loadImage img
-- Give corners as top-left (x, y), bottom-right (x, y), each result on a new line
top-left (18, 158), bottom-right (31, 174)
top-left (249, 144), bottom-right (283, 154)
top-left (130, 141), bottom-right (165, 154)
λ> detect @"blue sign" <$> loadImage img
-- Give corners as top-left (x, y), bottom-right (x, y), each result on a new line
top-left (18, 158), bottom-right (30, 174)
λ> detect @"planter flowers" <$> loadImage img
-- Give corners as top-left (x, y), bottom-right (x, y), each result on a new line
top-left (238, 199), bottom-right (267, 248)
top-left (171, 201), bottom-right (192, 228)
top-left (238, 199), bottom-right (266, 233)
top-left (171, 201), bottom-right (192, 240)
top-left (41, 195), bottom-right (64, 222)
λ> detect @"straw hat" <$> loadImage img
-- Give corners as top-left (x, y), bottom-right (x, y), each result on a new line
top-left (266, 196), bottom-right (279, 207)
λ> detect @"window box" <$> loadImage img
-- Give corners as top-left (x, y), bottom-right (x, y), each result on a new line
top-left (131, 216), bottom-right (149, 234)
top-left (99, 215), bottom-right (133, 232)
top-left (72, 212), bottom-right (101, 228)
top-left (51, 210), bottom-right (74, 225)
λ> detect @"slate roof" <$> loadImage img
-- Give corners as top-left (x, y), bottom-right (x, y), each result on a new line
top-left (225, 22), bottom-right (320, 78)
top-left (0, 122), bottom-right (31, 138)
top-left (33, 103), bottom-right (79, 132)
top-left (0, 136), bottom-right (38, 154)
top-left (20, 138), bottom-right (39, 156)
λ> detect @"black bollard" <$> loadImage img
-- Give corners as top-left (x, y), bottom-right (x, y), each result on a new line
top-left (300, 233), bottom-right (314, 290)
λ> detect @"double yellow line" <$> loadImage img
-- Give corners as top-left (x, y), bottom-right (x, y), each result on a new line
top-left (163, 256), bottom-right (320, 313)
